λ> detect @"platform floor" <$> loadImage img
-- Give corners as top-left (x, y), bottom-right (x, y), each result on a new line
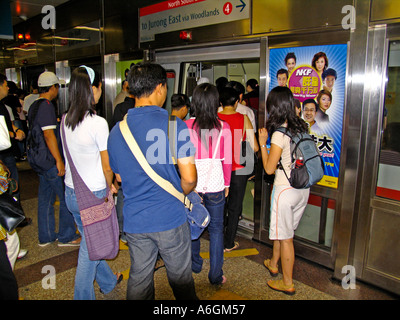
top-left (11, 161), bottom-right (398, 301)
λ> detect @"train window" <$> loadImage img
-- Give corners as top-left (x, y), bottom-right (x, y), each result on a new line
top-left (164, 71), bottom-right (176, 114)
top-left (377, 41), bottom-right (400, 201)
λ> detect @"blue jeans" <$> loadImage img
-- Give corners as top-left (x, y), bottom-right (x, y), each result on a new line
top-left (37, 166), bottom-right (76, 244)
top-left (191, 191), bottom-right (225, 284)
top-left (65, 186), bottom-right (118, 300)
top-left (125, 222), bottom-right (197, 300)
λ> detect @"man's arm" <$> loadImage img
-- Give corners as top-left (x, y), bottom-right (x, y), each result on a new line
top-left (43, 129), bottom-right (65, 176)
top-left (177, 156), bottom-right (197, 195)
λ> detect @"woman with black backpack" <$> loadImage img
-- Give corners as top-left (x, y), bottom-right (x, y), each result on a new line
top-left (258, 86), bottom-right (310, 296)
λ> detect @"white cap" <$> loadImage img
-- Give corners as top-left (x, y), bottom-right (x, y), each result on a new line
top-left (38, 71), bottom-right (62, 87)
top-left (197, 77), bottom-right (210, 85)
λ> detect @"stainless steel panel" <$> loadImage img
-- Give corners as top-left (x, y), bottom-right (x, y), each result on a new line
top-left (103, 53), bottom-right (119, 124)
top-left (333, 0), bottom-right (371, 281)
top-left (366, 208), bottom-right (400, 280)
top-left (351, 24), bottom-right (388, 273)
top-left (371, 0), bottom-right (400, 22)
top-left (253, 0), bottom-right (353, 34)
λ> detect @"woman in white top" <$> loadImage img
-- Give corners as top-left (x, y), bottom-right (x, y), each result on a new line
top-left (62, 66), bottom-right (121, 300)
top-left (185, 83), bottom-right (232, 285)
top-left (258, 86), bottom-right (310, 295)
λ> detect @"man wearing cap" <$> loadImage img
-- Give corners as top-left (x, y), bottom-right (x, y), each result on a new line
top-left (27, 71), bottom-right (79, 247)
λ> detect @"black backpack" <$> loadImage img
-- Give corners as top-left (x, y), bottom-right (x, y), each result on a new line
top-left (26, 99), bottom-right (56, 174)
top-left (276, 127), bottom-right (324, 189)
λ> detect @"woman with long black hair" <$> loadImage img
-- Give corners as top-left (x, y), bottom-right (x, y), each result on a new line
top-left (185, 83), bottom-right (232, 285)
top-left (258, 86), bottom-right (310, 295)
top-left (62, 66), bottom-right (122, 299)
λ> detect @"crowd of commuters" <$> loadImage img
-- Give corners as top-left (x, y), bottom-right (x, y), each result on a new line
top-left (0, 61), bottom-right (311, 299)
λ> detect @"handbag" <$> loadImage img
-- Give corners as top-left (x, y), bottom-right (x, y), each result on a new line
top-left (0, 115), bottom-right (11, 151)
top-left (119, 117), bottom-right (210, 240)
top-left (61, 116), bottom-right (119, 261)
top-left (0, 192), bottom-right (25, 232)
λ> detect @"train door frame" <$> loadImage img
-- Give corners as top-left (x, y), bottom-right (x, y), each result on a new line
top-left (155, 40), bottom-right (263, 238)
top-left (345, 23), bottom-right (400, 295)
top-left (255, 32), bottom-right (351, 270)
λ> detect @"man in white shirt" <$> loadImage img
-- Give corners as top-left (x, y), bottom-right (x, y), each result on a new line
top-left (23, 80), bottom-right (40, 116)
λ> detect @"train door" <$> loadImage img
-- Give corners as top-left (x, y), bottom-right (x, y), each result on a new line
top-left (156, 42), bottom-right (261, 237)
top-left (252, 35), bottom-right (351, 270)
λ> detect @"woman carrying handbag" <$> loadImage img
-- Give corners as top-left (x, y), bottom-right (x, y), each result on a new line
top-left (185, 83), bottom-right (232, 285)
top-left (62, 66), bottom-right (122, 300)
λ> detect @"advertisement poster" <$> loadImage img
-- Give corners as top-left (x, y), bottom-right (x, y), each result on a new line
top-left (269, 44), bottom-right (347, 189)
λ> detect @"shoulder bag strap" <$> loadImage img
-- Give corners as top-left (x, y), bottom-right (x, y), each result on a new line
top-left (119, 117), bottom-right (192, 210)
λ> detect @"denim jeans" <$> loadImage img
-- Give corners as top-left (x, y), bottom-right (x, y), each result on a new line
top-left (191, 190), bottom-right (225, 284)
top-left (37, 166), bottom-right (76, 244)
top-left (224, 168), bottom-right (249, 249)
top-left (65, 186), bottom-right (118, 300)
top-left (116, 187), bottom-right (125, 241)
top-left (125, 222), bottom-right (197, 300)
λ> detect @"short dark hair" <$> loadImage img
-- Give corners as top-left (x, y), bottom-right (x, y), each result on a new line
top-left (0, 73), bottom-right (7, 86)
top-left (219, 86), bottom-right (239, 107)
top-left (171, 93), bottom-right (190, 110)
top-left (226, 80), bottom-right (245, 95)
top-left (322, 68), bottom-right (337, 80)
top-left (246, 79), bottom-right (258, 90)
top-left (38, 85), bottom-right (54, 94)
top-left (127, 63), bottom-right (167, 99)
top-left (276, 69), bottom-right (288, 78)
top-left (302, 99), bottom-right (318, 110)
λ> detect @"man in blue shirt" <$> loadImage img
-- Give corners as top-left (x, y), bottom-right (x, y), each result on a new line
top-left (27, 71), bottom-right (79, 247)
top-left (108, 63), bottom-right (198, 300)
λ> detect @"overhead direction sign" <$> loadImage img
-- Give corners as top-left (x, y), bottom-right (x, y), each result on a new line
top-left (139, 0), bottom-right (249, 42)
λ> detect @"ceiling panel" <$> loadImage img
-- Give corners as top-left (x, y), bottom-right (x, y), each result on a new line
top-left (10, 0), bottom-right (70, 25)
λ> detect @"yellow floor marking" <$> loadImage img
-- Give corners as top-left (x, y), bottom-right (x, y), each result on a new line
top-left (121, 268), bottom-right (130, 279)
top-left (200, 248), bottom-right (259, 259)
top-left (209, 289), bottom-right (247, 300)
top-left (119, 240), bottom-right (129, 250)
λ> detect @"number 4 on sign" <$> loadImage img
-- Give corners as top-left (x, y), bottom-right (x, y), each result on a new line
top-left (223, 2), bottom-right (232, 15)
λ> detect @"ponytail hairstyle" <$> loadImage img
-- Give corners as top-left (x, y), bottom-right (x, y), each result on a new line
top-left (66, 66), bottom-right (96, 130)
top-left (266, 86), bottom-right (308, 136)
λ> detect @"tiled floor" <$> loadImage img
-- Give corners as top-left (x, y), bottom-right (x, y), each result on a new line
top-left (11, 160), bottom-right (399, 301)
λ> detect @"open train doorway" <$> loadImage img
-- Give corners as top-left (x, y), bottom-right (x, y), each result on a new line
top-left (156, 42), bottom-right (261, 238)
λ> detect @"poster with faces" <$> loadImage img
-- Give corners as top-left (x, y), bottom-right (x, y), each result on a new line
top-left (269, 44), bottom-right (348, 189)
